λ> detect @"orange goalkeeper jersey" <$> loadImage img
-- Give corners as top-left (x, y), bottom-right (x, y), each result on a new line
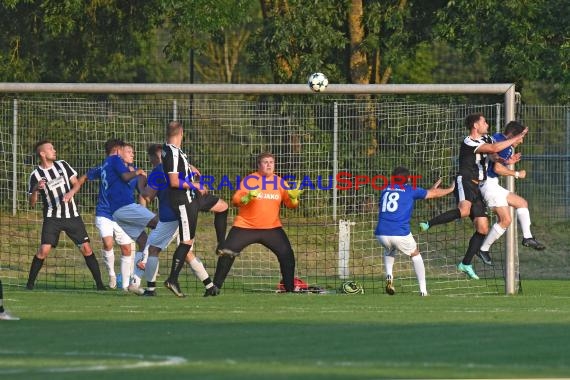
top-left (232, 172), bottom-right (298, 229)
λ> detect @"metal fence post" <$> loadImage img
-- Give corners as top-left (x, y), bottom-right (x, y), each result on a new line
top-left (504, 86), bottom-right (517, 295)
top-left (12, 99), bottom-right (18, 216)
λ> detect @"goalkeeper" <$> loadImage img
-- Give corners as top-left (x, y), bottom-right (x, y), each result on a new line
top-left (213, 152), bottom-right (303, 292)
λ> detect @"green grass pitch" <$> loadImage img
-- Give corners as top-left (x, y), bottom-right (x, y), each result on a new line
top-left (1, 280), bottom-right (569, 379)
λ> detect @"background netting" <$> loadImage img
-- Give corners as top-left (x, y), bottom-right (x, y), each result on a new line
top-left (1, 95), bottom-right (567, 294)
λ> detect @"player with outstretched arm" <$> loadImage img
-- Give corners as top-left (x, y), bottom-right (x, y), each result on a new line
top-left (375, 167), bottom-right (455, 296)
top-left (477, 120), bottom-right (545, 265)
top-left (419, 113), bottom-right (527, 279)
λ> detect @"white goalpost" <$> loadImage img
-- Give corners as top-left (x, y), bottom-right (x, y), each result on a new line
top-left (0, 82), bottom-right (519, 295)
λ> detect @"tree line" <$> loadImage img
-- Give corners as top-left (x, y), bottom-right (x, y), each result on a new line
top-left (1, 0), bottom-right (568, 103)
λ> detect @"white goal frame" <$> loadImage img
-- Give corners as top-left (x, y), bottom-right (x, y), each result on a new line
top-left (0, 82), bottom-right (518, 294)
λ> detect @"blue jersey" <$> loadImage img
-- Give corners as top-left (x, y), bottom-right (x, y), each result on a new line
top-left (152, 163), bottom-right (177, 222)
top-left (487, 133), bottom-right (513, 179)
top-left (375, 184), bottom-right (427, 236)
top-left (87, 165), bottom-right (112, 219)
top-left (101, 154), bottom-right (136, 214)
top-left (88, 163), bottom-right (140, 219)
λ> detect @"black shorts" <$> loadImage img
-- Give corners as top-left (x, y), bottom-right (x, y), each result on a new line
top-left (41, 217), bottom-right (90, 247)
top-left (172, 199), bottom-right (199, 242)
top-left (222, 226), bottom-right (293, 258)
top-left (197, 192), bottom-right (220, 212)
top-left (454, 175), bottom-right (486, 219)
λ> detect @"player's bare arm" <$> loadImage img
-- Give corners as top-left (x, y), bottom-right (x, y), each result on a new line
top-left (62, 175), bottom-right (82, 203)
top-left (28, 178), bottom-right (46, 207)
top-left (141, 183), bottom-right (158, 203)
top-left (493, 161), bottom-right (527, 179)
top-left (121, 167), bottom-right (145, 182)
top-left (188, 164), bottom-right (201, 176)
top-left (76, 174), bottom-right (88, 187)
top-left (489, 152), bottom-right (522, 166)
top-left (477, 127), bottom-right (528, 154)
top-left (425, 179), bottom-right (455, 199)
top-left (167, 172), bottom-right (195, 191)
top-left (136, 173), bottom-right (147, 193)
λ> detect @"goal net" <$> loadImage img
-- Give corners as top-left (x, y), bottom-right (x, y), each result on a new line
top-left (0, 90), bottom-right (514, 295)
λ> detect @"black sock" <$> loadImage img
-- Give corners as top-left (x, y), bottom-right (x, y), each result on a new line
top-left (147, 281), bottom-right (156, 291)
top-left (202, 278), bottom-right (213, 288)
top-left (462, 232), bottom-right (487, 265)
top-left (213, 255), bottom-right (236, 289)
top-left (278, 255), bottom-right (296, 292)
top-left (168, 243), bottom-right (191, 282)
top-left (27, 256), bottom-right (45, 289)
top-left (214, 210), bottom-right (228, 248)
top-left (428, 208), bottom-right (461, 228)
top-left (0, 279), bottom-right (4, 312)
top-left (84, 254), bottom-right (105, 288)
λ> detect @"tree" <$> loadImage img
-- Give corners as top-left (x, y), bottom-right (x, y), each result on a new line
top-left (256, 0), bottom-right (346, 84)
top-left (347, 0), bottom-right (368, 84)
top-left (435, 0), bottom-right (570, 103)
top-left (0, 0), bottom-right (167, 82)
top-left (161, 0), bottom-right (256, 82)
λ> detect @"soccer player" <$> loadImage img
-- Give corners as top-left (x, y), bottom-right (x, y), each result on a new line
top-left (136, 143), bottom-right (219, 297)
top-left (27, 140), bottom-right (106, 290)
top-left (102, 139), bottom-right (158, 292)
top-left (78, 139), bottom-right (135, 289)
top-left (375, 167), bottom-right (455, 296)
top-left (213, 152), bottom-right (302, 292)
top-left (161, 121), bottom-right (218, 297)
top-left (0, 279), bottom-right (19, 320)
top-left (478, 121), bottom-right (545, 265)
top-left (195, 183), bottom-right (229, 256)
top-left (418, 113), bottom-right (527, 279)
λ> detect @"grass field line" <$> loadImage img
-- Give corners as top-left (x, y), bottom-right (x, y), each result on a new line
top-left (0, 350), bottom-right (186, 374)
top-left (311, 359), bottom-right (570, 372)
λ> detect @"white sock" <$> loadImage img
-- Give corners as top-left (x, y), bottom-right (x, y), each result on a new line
top-left (480, 223), bottom-right (507, 251)
top-left (120, 255), bottom-right (131, 289)
top-left (517, 208), bottom-right (533, 238)
top-left (102, 249), bottom-right (115, 276)
top-left (189, 257), bottom-right (210, 283)
top-left (131, 251), bottom-right (144, 287)
top-left (412, 254), bottom-right (427, 294)
top-left (383, 253), bottom-right (395, 278)
top-left (130, 246), bottom-right (136, 276)
top-left (141, 245), bottom-right (149, 264)
top-left (144, 256), bottom-right (160, 284)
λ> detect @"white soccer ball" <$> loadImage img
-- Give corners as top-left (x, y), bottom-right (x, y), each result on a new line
top-left (308, 72), bottom-right (329, 92)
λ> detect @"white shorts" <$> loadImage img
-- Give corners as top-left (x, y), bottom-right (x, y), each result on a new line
top-left (94, 216), bottom-right (133, 245)
top-left (479, 179), bottom-right (509, 208)
top-left (376, 233), bottom-right (417, 256)
top-left (112, 204), bottom-right (155, 240)
top-left (148, 220), bottom-right (179, 250)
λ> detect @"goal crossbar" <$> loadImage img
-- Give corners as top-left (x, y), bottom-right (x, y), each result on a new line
top-left (0, 82), bottom-right (514, 95)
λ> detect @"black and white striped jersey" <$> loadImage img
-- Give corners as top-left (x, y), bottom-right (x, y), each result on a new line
top-left (458, 134), bottom-right (494, 181)
top-left (162, 143), bottom-right (195, 204)
top-left (28, 160), bottom-right (80, 218)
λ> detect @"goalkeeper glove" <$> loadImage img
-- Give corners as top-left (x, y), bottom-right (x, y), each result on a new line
top-left (241, 189), bottom-right (260, 205)
top-left (287, 185), bottom-right (304, 205)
